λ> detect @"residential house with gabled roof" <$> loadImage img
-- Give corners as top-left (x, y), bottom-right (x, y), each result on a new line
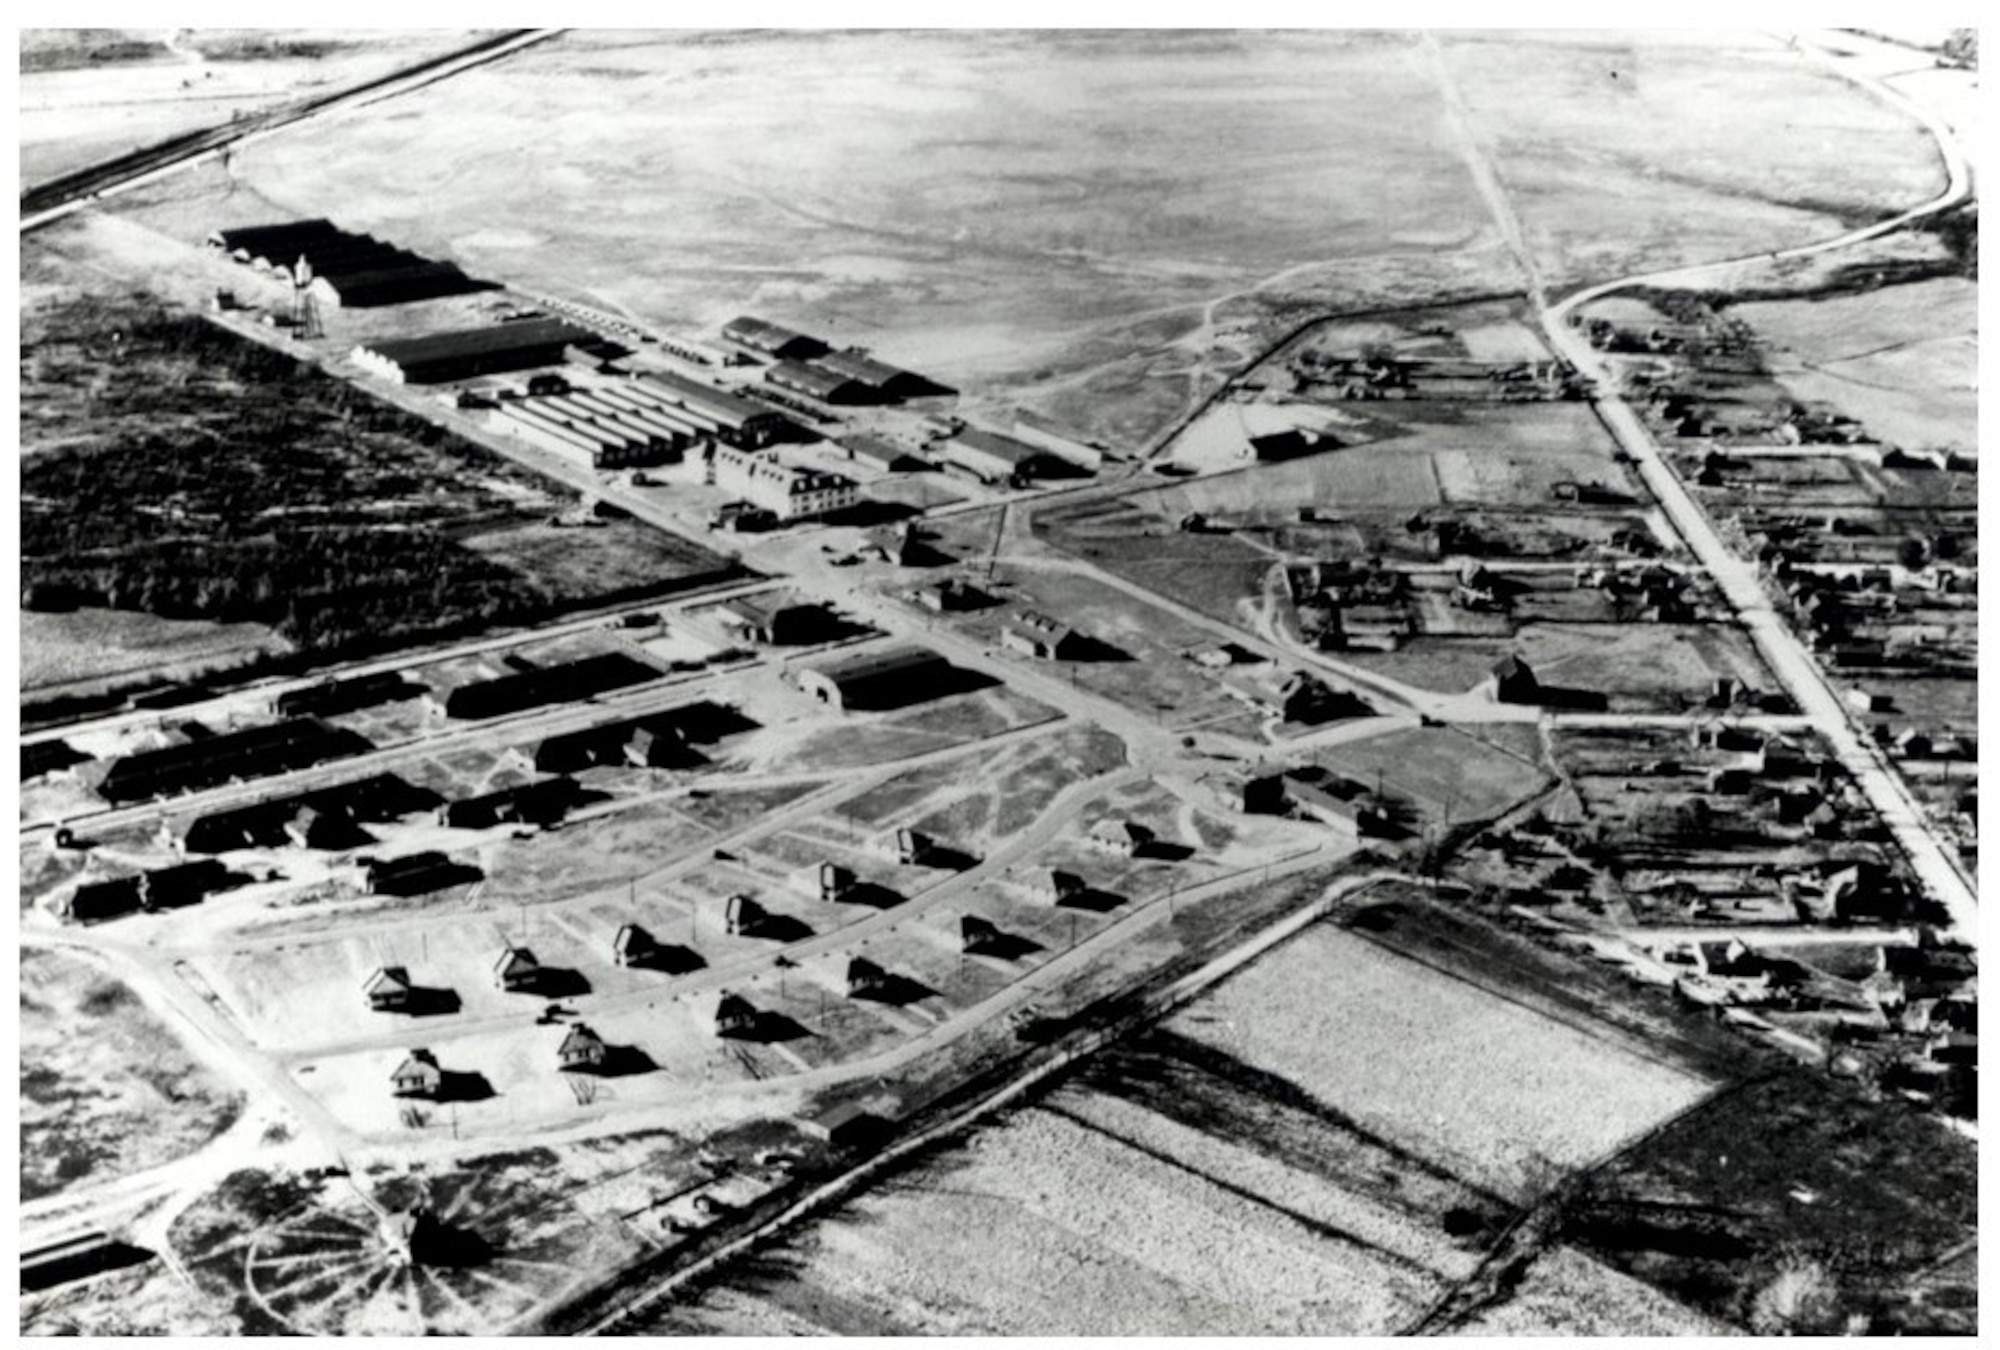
top-left (1030, 868), bottom-right (1088, 906)
top-left (612, 923), bottom-right (657, 967)
top-left (364, 965), bottom-right (415, 1012)
top-left (1089, 818), bottom-right (1155, 858)
top-left (715, 992), bottom-right (760, 1038)
top-left (390, 1048), bottom-right (443, 1099)
top-left (494, 946), bottom-right (541, 992)
top-left (557, 1023), bottom-right (608, 1072)
top-left (1001, 611), bottom-right (1085, 661)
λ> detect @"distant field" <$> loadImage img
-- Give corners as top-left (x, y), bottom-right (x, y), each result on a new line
top-left (20, 947), bottom-right (242, 1201)
top-left (1324, 724), bottom-right (1550, 832)
top-left (105, 29), bottom-right (1932, 453)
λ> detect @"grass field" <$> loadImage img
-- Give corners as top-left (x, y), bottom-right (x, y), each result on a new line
top-left (1578, 1070), bottom-right (1978, 1334)
top-left (1322, 723), bottom-right (1550, 832)
top-left (1734, 276), bottom-right (1976, 455)
top-left (1452, 1244), bottom-right (1730, 1336)
top-left (20, 605), bottom-right (293, 699)
top-left (1176, 922), bottom-right (1716, 1198)
top-left (20, 947), bottom-right (243, 1201)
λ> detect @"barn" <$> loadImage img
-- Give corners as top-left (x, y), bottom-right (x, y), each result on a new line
top-left (797, 646), bottom-right (959, 712)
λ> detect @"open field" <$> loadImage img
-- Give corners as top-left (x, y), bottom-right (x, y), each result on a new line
top-left (19, 29), bottom-right (485, 184)
top-left (1344, 622), bottom-right (1770, 708)
top-left (1452, 1243), bottom-right (1731, 1336)
top-left (1320, 723), bottom-right (1550, 833)
top-left (19, 946), bottom-right (243, 1201)
top-left (1436, 30), bottom-right (1946, 286)
top-left (20, 605), bottom-right (292, 701)
top-left (1734, 277), bottom-right (1976, 455)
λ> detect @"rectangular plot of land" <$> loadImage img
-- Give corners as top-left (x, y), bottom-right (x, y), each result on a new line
top-left (1169, 925), bottom-right (1716, 1198)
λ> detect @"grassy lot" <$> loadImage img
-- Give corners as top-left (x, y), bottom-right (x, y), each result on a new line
top-left (19, 290), bottom-right (737, 676)
top-left (1322, 723), bottom-right (1550, 832)
top-left (1453, 1244), bottom-right (1730, 1335)
top-left (1575, 1071), bottom-right (1978, 1334)
top-left (20, 605), bottom-right (292, 700)
top-left (20, 947), bottom-right (243, 1201)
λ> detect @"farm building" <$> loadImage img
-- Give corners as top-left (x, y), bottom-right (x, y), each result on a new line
top-left (1031, 868), bottom-right (1089, 905)
top-left (352, 318), bottom-right (596, 384)
top-left (274, 672), bottom-right (419, 720)
top-left (710, 445), bottom-right (859, 521)
top-left (1089, 818), bottom-right (1156, 858)
top-left (714, 595), bottom-right (833, 646)
top-left (611, 923), bottom-right (657, 967)
top-left (364, 851), bottom-right (467, 897)
top-left (97, 717), bottom-right (372, 803)
top-left (766, 360), bottom-right (869, 405)
top-left (439, 776), bottom-right (587, 830)
top-left (1000, 611), bottom-right (1086, 661)
top-left (22, 738), bottom-right (87, 780)
top-left (437, 652), bottom-right (660, 720)
top-left (630, 370), bottom-right (790, 447)
top-left (715, 992), bottom-right (761, 1037)
top-left (207, 218), bottom-right (485, 308)
top-left (493, 947), bottom-right (541, 992)
top-left (558, 1024), bottom-right (608, 1072)
top-left (797, 646), bottom-right (958, 712)
top-left (937, 427), bottom-right (1069, 484)
top-left (722, 315), bottom-right (827, 362)
top-left (390, 1048), bottom-right (443, 1098)
top-left (365, 966), bottom-right (416, 1012)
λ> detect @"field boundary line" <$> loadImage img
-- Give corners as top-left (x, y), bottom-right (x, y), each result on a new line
top-left (560, 868), bottom-right (1406, 1334)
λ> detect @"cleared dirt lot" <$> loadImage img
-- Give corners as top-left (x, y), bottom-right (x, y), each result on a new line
top-left (20, 946), bottom-right (242, 1201)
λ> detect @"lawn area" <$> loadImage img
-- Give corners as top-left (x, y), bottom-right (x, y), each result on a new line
top-left (1325, 723), bottom-right (1549, 832)
top-left (20, 947), bottom-right (243, 1201)
top-left (20, 605), bottom-right (292, 700)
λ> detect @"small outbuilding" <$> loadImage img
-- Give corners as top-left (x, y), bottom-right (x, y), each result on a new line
top-left (494, 946), bottom-right (542, 992)
top-left (612, 923), bottom-right (657, 967)
top-left (557, 1023), bottom-right (608, 1072)
top-left (390, 1048), bottom-right (443, 1099)
top-left (365, 966), bottom-right (416, 1012)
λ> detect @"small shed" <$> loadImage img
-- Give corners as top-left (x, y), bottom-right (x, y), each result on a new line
top-left (1088, 818), bottom-right (1155, 858)
top-left (1033, 868), bottom-right (1088, 905)
top-left (724, 893), bottom-right (766, 936)
top-left (799, 1101), bottom-right (888, 1149)
top-left (961, 915), bottom-right (1000, 954)
top-left (847, 956), bottom-right (890, 1000)
top-left (715, 992), bottom-right (760, 1038)
top-left (817, 861), bottom-right (856, 903)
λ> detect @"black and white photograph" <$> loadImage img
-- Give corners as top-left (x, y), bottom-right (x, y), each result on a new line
top-left (14, 17), bottom-right (1980, 1336)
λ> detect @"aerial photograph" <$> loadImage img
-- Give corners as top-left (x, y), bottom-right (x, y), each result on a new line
top-left (15, 23), bottom-right (1979, 1336)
